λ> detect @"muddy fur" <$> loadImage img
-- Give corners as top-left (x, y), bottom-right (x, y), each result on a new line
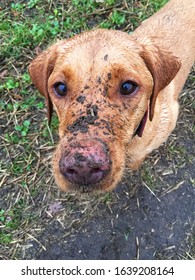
top-left (29, 0), bottom-right (195, 192)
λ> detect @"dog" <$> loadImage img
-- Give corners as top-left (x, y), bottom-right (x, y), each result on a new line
top-left (29, 0), bottom-right (195, 192)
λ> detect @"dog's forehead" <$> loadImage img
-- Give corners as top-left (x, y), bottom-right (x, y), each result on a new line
top-left (56, 29), bottom-right (144, 71)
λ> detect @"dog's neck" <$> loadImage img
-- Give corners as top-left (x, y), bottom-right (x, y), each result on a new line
top-left (133, 0), bottom-right (195, 108)
top-left (133, 0), bottom-right (195, 67)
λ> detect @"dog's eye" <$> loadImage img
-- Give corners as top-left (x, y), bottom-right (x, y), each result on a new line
top-left (120, 81), bottom-right (138, 95)
top-left (53, 82), bottom-right (67, 97)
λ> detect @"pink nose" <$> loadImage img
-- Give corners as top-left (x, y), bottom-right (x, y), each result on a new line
top-left (59, 139), bottom-right (111, 186)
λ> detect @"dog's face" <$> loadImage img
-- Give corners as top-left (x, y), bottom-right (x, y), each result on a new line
top-left (29, 29), bottom-right (180, 192)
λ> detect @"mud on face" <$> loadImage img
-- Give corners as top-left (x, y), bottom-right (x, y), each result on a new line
top-left (52, 83), bottom-right (129, 192)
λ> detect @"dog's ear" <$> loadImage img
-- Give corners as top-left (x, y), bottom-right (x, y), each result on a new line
top-left (28, 47), bottom-right (58, 124)
top-left (140, 45), bottom-right (181, 121)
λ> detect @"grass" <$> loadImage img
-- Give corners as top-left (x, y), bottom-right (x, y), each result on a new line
top-left (0, 0), bottom-right (194, 260)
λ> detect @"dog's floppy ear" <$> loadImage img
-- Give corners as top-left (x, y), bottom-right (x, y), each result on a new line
top-left (140, 45), bottom-right (181, 121)
top-left (28, 47), bottom-right (58, 124)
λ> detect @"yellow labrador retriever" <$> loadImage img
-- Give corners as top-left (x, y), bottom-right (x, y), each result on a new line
top-left (29, 0), bottom-right (195, 192)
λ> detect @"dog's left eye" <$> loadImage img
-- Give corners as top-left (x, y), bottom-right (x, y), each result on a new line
top-left (120, 81), bottom-right (138, 95)
top-left (53, 82), bottom-right (67, 97)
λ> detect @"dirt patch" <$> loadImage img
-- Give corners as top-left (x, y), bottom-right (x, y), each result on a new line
top-left (67, 105), bottom-right (99, 134)
top-left (23, 181), bottom-right (194, 260)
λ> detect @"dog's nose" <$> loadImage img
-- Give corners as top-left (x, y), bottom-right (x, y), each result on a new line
top-left (59, 139), bottom-right (111, 186)
top-left (61, 164), bottom-right (106, 185)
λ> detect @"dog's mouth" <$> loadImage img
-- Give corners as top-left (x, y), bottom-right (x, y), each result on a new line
top-left (133, 109), bottom-right (148, 138)
top-left (66, 182), bottom-right (104, 193)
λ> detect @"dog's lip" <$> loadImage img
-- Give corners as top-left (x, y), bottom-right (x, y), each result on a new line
top-left (66, 179), bottom-right (109, 193)
top-left (133, 108), bottom-right (148, 138)
top-left (70, 183), bottom-right (101, 193)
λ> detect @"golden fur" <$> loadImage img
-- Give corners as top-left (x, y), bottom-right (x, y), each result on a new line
top-left (29, 0), bottom-right (195, 192)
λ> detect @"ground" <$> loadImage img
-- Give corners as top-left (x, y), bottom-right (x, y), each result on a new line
top-left (0, 0), bottom-right (194, 260)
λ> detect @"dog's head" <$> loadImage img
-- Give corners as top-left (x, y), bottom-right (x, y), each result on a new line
top-left (29, 29), bottom-right (180, 192)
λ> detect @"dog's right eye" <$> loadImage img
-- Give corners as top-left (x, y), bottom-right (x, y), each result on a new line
top-left (53, 82), bottom-right (67, 97)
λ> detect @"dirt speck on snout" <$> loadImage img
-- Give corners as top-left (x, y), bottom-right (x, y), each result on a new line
top-left (76, 95), bottom-right (86, 104)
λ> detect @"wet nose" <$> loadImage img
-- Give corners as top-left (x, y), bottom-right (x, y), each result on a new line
top-left (59, 139), bottom-right (111, 186)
